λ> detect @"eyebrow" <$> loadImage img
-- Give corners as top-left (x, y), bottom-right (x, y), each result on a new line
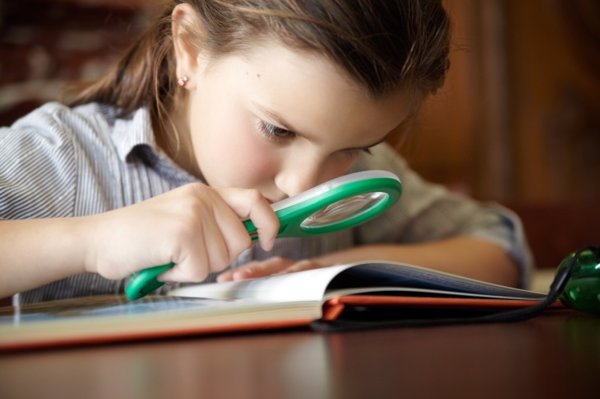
top-left (252, 101), bottom-right (389, 150)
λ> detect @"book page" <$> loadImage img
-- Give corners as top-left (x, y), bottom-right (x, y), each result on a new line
top-left (169, 264), bottom-right (353, 302)
top-left (0, 296), bottom-right (225, 324)
top-left (169, 260), bottom-right (546, 303)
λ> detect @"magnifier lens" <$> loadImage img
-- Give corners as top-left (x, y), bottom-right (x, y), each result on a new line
top-left (301, 192), bottom-right (388, 228)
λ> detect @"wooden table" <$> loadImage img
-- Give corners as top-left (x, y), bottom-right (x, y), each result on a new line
top-left (0, 310), bottom-right (598, 399)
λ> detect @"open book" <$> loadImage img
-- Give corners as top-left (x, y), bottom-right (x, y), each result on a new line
top-left (0, 261), bottom-right (550, 351)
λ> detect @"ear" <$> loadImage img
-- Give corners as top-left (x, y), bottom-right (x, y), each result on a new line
top-left (172, 3), bottom-right (206, 89)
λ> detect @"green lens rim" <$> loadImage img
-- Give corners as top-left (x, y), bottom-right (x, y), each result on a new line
top-left (244, 176), bottom-right (402, 238)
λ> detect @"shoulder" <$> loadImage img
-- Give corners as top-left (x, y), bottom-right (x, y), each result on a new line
top-left (0, 102), bottom-right (119, 218)
top-left (0, 101), bottom-right (122, 177)
top-left (9, 102), bottom-right (117, 139)
top-left (2, 102), bottom-right (122, 156)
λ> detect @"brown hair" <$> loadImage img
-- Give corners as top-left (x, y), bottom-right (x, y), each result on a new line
top-left (68, 0), bottom-right (450, 147)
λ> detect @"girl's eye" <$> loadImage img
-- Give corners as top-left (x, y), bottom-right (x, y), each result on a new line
top-left (257, 120), bottom-right (295, 142)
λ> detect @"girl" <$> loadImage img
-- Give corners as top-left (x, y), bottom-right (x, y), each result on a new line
top-left (0, 0), bottom-right (530, 304)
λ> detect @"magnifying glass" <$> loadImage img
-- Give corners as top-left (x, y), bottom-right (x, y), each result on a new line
top-left (125, 170), bottom-right (402, 300)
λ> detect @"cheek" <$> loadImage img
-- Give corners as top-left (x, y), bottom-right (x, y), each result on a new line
top-left (228, 135), bottom-right (280, 187)
top-left (318, 153), bottom-right (359, 183)
top-left (190, 109), bottom-right (280, 187)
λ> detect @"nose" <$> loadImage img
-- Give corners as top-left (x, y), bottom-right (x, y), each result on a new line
top-left (275, 159), bottom-right (322, 197)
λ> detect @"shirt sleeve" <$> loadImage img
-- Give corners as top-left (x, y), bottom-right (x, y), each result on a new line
top-left (352, 143), bottom-right (533, 288)
top-left (0, 104), bottom-right (78, 219)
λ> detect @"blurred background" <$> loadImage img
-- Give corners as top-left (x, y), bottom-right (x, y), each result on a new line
top-left (0, 0), bottom-right (598, 270)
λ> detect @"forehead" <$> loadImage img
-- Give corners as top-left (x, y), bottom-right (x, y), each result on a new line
top-left (236, 39), bottom-right (368, 98)
top-left (206, 39), bottom-right (415, 144)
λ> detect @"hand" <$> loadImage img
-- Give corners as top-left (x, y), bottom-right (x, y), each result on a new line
top-left (82, 183), bottom-right (279, 282)
top-left (217, 256), bottom-right (324, 282)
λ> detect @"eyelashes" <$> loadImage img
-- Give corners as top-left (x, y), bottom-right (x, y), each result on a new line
top-left (255, 119), bottom-right (374, 155)
top-left (256, 120), bottom-right (295, 143)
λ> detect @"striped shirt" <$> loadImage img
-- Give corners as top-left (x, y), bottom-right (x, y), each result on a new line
top-left (0, 102), bottom-right (532, 304)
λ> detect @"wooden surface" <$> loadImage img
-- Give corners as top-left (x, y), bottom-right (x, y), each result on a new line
top-left (0, 310), bottom-right (598, 399)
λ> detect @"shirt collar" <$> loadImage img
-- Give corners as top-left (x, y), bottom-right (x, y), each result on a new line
top-left (110, 106), bottom-right (199, 185)
top-left (112, 106), bottom-right (156, 162)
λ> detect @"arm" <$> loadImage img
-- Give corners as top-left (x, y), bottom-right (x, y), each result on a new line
top-left (0, 218), bottom-right (88, 298)
top-left (351, 144), bottom-right (530, 286)
top-left (0, 184), bottom-right (279, 299)
top-left (311, 237), bottom-right (519, 286)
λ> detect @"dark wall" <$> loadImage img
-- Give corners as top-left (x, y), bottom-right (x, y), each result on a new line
top-left (0, 0), bottom-right (154, 125)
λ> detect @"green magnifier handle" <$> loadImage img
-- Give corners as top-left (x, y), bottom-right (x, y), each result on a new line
top-left (125, 170), bottom-right (401, 300)
top-left (124, 263), bottom-right (173, 300)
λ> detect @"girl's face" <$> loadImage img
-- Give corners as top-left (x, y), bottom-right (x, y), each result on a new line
top-left (184, 40), bottom-right (413, 203)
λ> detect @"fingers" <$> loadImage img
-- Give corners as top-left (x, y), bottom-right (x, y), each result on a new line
top-left (217, 257), bottom-right (323, 282)
top-left (154, 184), bottom-right (279, 283)
top-left (217, 256), bottom-right (292, 282)
top-left (158, 184), bottom-right (251, 281)
top-left (275, 259), bottom-right (323, 274)
top-left (215, 187), bottom-right (279, 252)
